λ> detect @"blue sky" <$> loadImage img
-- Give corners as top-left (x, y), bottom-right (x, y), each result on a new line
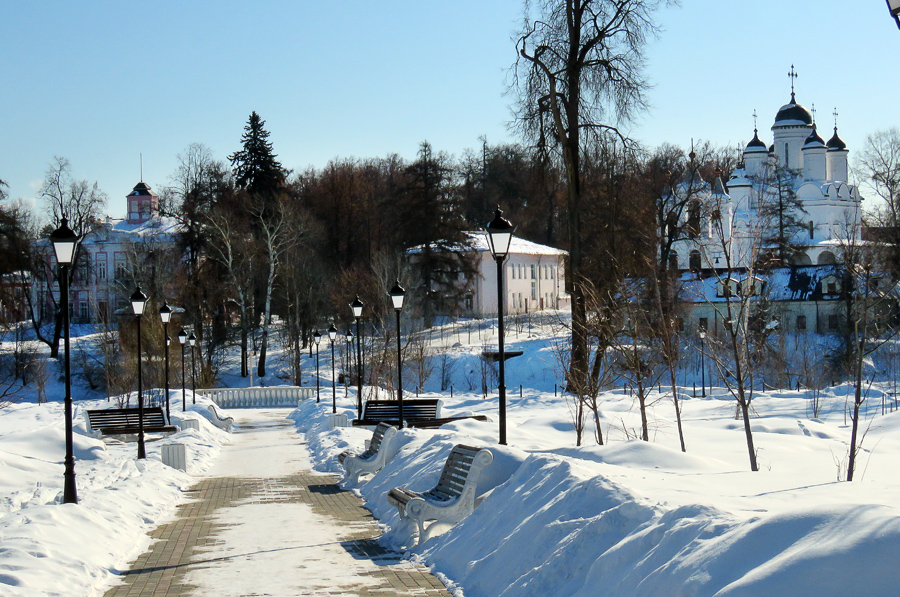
top-left (2, 1), bottom-right (897, 219)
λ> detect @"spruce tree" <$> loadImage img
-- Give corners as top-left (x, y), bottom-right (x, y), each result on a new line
top-left (228, 112), bottom-right (285, 206)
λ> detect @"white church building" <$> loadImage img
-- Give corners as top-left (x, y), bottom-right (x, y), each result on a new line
top-left (675, 88), bottom-right (861, 273)
top-left (670, 80), bottom-right (874, 336)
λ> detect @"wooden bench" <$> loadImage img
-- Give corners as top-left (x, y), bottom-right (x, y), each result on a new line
top-left (338, 422), bottom-right (397, 486)
top-left (352, 399), bottom-right (489, 429)
top-left (387, 444), bottom-right (493, 545)
top-left (207, 404), bottom-right (234, 432)
top-left (84, 407), bottom-right (178, 438)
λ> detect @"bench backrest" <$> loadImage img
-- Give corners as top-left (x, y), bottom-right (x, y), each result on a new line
top-left (86, 407), bottom-right (168, 429)
top-left (362, 399), bottom-right (441, 421)
top-left (433, 444), bottom-right (493, 501)
top-left (363, 422), bottom-right (397, 458)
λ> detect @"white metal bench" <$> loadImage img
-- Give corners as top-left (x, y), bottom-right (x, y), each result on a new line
top-left (387, 444), bottom-right (493, 545)
top-left (207, 404), bottom-right (234, 432)
top-left (338, 422), bottom-right (397, 486)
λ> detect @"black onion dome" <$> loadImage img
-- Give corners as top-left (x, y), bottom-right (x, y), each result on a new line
top-left (745, 129), bottom-right (767, 150)
top-left (774, 96), bottom-right (813, 125)
top-left (803, 126), bottom-right (825, 147)
top-left (827, 128), bottom-right (847, 151)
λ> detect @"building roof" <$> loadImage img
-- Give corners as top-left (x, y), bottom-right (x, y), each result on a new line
top-left (129, 181), bottom-right (158, 197)
top-left (745, 129), bottom-right (768, 151)
top-left (803, 126), bottom-right (826, 147)
top-left (408, 231), bottom-right (567, 257)
top-left (827, 127), bottom-right (848, 151)
top-left (774, 96), bottom-right (813, 126)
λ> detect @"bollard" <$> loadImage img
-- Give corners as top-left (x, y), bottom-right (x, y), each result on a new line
top-left (520, 385), bottom-right (523, 398)
top-left (181, 419), bottom-right (200, 431)
top-left (161, 443), bottom-right (187, 472)
top-left (451, 385), bottom-right (453, 398)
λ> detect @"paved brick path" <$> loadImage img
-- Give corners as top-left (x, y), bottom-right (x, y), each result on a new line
top-left (104, 411), bottom-right (451, 596)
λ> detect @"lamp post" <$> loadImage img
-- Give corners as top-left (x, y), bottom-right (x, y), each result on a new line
top-left (699, 330), bottom-right (707, 398)
top-left (313, 331), bottom-right (321, 403)
top-left (389, 281), bottom-right (406, 427)
top-left (178, 329), bottom-right (187, 411)
top-left (49, 217), bottom-right (79, 504)
top-left (345, 329), bottom-right (354, 394)
top-left (188, 332), bottom-right (197, 404)
top-left (350, 296), bottom-right (364, 418)
top-left (486, 208), bottom-right (515, 445)
top-left (328, 323), bottom-right (338, 413)
top-left (159, 302), bottom-right (172, 421)
top-left (131, 287), bottom-right (148, 459)
top-left (888, 0), bottom-right (900, 30)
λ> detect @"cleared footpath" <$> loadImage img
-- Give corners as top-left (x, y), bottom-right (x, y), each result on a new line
top-left (104, 409), bottom-right (451, 596)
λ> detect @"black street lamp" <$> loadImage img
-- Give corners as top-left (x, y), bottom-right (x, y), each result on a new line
top-left (313, 331), bottom-right (322, 403)
top-left (159, 302), bottom-right (172, 421)
top-left (188, 332), bottom-right (197, 403)
top-left (350, 295), bottom-right (364, 419)
top-left (328, 323), bottom-right (338, 413)
top-left (699, 329), bottom-right (707, 398)
top-left (49, 217), bottom-right (79, 504)
top-left (178, 329), bottom-right (187, 411)
top-left (345, 328), bottom-right (354, 394)
top-left (486, 207), bottom-right (515, 446)
top-left (888, 0), bottom-right (900, 30)
top-left (131, 287), bottom-right (148, 459)
top-left (389, 280), bottom-right (406, 427)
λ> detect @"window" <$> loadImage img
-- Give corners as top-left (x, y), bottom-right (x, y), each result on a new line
top-left (809, 220), bottom-right (814, 240)
top-left (796, 315), bottom-right (807, 331)
top-left (531, 264), bottom-right (536, 279)
top-left (97, 262), bottom-right (107, 280)
top-left (669, 252), bottom-right (679, 271)
top-left (676, 317), bottom-right (685, 331)
top-left (828, 314), bottom-right (840, 330)
top-left (689, 250), bottom-right (702, 272)
top-left (79, 302), bottom-right (89, 320)
top-left (784, 143), bottom-right (790, 168)
top-left (550, 266), bottom-right (555, 279)
top-left (687, 201), bottom-right (701, 239)
top-left (115, 261), bottom-right (127, 279)
top-left (699, 317), bottom-right (708, 332)
top-left (531, 281), bottom-right (537, 301)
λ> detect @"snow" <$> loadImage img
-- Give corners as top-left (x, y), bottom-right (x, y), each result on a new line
top-left (3, 318), bottom-right (900, 595)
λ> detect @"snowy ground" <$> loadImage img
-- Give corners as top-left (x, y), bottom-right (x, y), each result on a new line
top-left (3, 316), bottom-right (900, 595)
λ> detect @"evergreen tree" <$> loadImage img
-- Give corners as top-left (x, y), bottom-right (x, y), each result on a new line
top-left (228, 112), bottom-right (285, 207)
top-left (755, 165), bottom-right (808, 268)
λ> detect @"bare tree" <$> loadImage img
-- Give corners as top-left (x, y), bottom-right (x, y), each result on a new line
top-left (202, 208), bottom-right (255, 376)
top-left (834, 215), bottom-right (897, 481)
top-left (513, 0), bottom-right (670, 397)
top-left (37, 157), bottom-right (107, 357)
top-left (856, 128), bottom-right (900, 228)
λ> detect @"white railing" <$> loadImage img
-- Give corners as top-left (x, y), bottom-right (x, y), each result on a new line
top-left (196, 386), bottom-right (315, 408)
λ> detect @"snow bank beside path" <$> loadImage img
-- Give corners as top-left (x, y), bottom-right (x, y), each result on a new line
top-left (294, 398), bottom-right (900, 597)
top-left (0, 394), bottom-right (230, 597)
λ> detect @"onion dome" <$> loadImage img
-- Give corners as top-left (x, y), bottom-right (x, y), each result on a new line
top-left (827, 127), bottom-right (847, 151)
top-left (774, 95), bottom-right (813, 126)
top-left (803, 125), bottom-right (825, 148)
top-left (768, 144), bottom-right (775, 154)
top-left (745, 129), bottom-right (767, 152)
